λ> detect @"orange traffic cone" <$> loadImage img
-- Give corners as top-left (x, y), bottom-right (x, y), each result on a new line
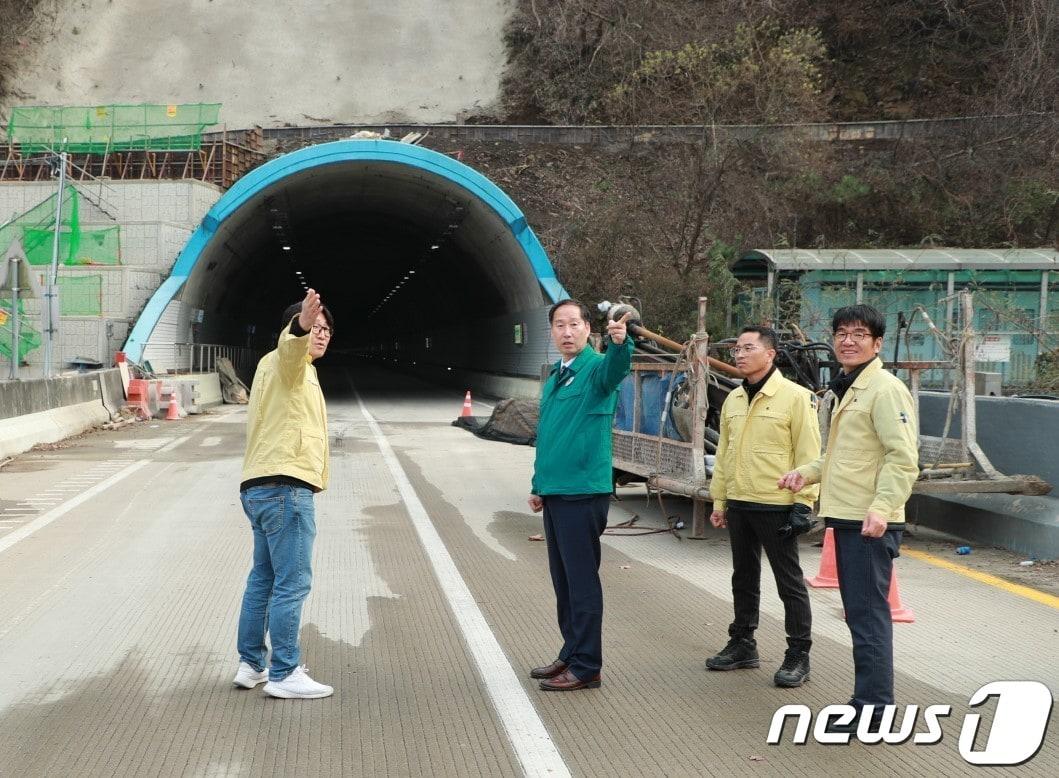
top-left (887, 570), bottom-right (915, 623)
top-left (806, 527), bottom-right (840, 588)
top-left (461, 390), bottom-right (473, 418)
top-left (165, 392), bottom-right (181, 421)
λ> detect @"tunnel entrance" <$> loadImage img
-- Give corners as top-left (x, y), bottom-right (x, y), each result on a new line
top-left (125, 140), bottom-right (566, 381)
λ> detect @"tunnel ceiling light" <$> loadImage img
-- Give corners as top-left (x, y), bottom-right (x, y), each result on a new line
top-left (408, 270), bottom-right (415, 274)
top-left (431, 244), bottom-right (439, 250)
top-left (282, 245), bottom-right (291, 251)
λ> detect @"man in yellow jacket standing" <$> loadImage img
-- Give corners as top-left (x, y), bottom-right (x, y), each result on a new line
top-left (780, 304), bottom-right (919, 731)
top-left (707, 326), bottom-right (821, 687)
top-left (233, 288), bottom-right (335, 699)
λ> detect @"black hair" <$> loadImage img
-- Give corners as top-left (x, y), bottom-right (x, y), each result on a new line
top-left (282, 301), bottom-right (335, 332)
top-left (738, 325), bottom-right (778, 350)
top-left (831, 304), bottom-right (885, 339)
top-left (548, 298), bottom-right (592, 325)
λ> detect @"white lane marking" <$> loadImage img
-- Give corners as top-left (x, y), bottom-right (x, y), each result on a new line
top-left (0, 460), bottom-right (151, 557)
top-left (114, 438), bottom-right (170, 450)
top-left (200, 436), bottom-right (222, 447)
top-left (352, 385), bottom-right (569, 778)
top-left (0, 435), bottom-right (192, 557)
top-left (157, 435), bottom-right (192, 454)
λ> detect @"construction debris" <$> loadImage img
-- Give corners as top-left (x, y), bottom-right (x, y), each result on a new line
top-left (216, 358), bottom-right (250, 404)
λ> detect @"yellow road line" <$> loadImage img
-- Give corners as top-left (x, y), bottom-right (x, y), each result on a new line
top-left (904, 548), bottom-right (1059, 610)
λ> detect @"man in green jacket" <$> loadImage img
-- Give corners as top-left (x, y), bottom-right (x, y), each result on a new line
top-left (234, 288), bottom-right (335, 700)
top-left (528, 299), bottom-right (633, 691)
top-left (780, 304), bottom-right (919, 731)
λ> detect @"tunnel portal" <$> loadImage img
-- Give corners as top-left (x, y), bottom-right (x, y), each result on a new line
top-left (125, 140), bottom-right (566, 380)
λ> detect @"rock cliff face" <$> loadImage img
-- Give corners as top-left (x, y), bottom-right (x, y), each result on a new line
top-left (0, 0), bottom-right (513, 127)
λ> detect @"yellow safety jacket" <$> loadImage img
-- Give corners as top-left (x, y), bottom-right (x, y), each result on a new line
top-left (711, 370), bottom-right (821, 511)
top-left (241, 319), bottom-right (330, 491)
top-left (796, 358), bottom-right (918, 524)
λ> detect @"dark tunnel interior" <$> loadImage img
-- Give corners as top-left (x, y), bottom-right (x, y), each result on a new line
top-left (176, 160), bottom-right (554, 380)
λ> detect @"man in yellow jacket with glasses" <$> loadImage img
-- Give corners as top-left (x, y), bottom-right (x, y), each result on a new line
top-left (780, 304), bottom-right (919, 733)
top-left (707, 325), bottom-right (821, 687)
top-left (233, 288), bottom-right (335, 700)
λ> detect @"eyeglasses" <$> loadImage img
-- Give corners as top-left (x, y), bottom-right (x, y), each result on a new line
top-left (728, 345), bottom-right (763, 356)
top-left (311, 324), bottom-right (333, 338)
top-left (833, 330), bottom-right (873, 343)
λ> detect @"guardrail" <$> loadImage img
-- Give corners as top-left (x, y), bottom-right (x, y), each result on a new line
top-left (143, 342), bottom-right (258, 378)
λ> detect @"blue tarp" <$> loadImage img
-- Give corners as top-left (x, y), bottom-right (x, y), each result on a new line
top-left (614, 371), bottom-right (686, 441)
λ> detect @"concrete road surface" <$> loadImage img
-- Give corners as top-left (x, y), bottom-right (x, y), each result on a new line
top-left (0, 364), bottom-right (1055, 776)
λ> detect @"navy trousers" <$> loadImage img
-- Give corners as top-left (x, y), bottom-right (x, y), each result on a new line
top-left (833, 527), bottom-right (903, 707)
top-left (541, 494), bottom-right (610, 681)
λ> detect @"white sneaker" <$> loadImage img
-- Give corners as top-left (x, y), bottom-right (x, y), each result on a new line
top-left (233, 662), bottom-right (268, 689)
top-left (263, 666), bottom-right (333, 699)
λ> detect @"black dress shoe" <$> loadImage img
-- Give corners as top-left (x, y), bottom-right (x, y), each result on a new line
top-left (539, 669), bottom-right (602, 691)
top-left (529, 660), bottom-right (568, 679)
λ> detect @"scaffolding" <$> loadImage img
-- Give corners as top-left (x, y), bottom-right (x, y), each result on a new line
top-left (6, 103), bottom-right (222, 153)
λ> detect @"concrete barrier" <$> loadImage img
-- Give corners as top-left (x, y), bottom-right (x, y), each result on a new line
top-left (919, 392), bottom-right (1059, 487)
top-left (913, 392), bottom-right (1059, 559)
top-left (167, 373), bottom-right (223, 410)
top-left (0, 370), bottom-right (125, 459)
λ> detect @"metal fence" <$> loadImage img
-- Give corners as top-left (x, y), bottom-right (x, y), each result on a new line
top-left (143, 341), bottom-right (258, 379)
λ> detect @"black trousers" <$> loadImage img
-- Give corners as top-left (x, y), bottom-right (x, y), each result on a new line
top-left (726, 506), bottom-right (813, 653)
top-left (833, 526), bottom-right (903, 707)
top-left (541, 494), bottom-right (610, 680)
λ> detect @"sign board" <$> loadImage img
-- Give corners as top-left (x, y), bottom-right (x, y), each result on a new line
top-left (975, 334), bottom-right (1011, 362)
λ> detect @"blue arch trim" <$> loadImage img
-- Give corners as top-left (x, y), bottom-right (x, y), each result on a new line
top-left (124, 139), bottom-right (567, 362)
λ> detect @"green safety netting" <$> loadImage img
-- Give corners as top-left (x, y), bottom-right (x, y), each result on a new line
top-left (6, 103), bottom-right (222, 153)
top-left (1, 186), bottom-right (122, 267)
top-left (0, 185), bottom-right (80, 265)
top-left (58, 274), bottom-right (102, 316)
top-left (0, 299), bottom-right (41, 362)
top-left (23, 225), bottom-right (120, 266)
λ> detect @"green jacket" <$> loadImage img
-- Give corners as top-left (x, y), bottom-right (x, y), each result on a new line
top-left (242, 318), bottom-right (330, 491)
top-left (795, 357), bottom-right (918, 524)
top-left (532, 339), bottom-right (633, 495)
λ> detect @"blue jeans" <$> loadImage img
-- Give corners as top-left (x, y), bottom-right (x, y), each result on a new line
top-left (237, 485), bottom-right (316, 681)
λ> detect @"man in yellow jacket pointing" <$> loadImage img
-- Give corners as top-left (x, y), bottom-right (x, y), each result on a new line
top-left (234, 288), bottom-right (335, 700)
top-left (707, 325), bottom-right (821, 687)
top-left (780, 304), bottom-right (919, 732)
